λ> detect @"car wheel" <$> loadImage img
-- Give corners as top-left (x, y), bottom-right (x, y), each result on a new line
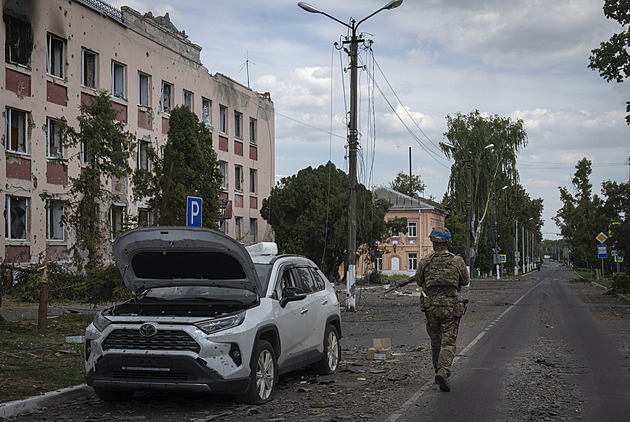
top-left (93, 387), bottom-right (134, 402)
top-left (245, 339), bottom-right (277, 404)
top-left (315, 324), bottom-right (341, 374)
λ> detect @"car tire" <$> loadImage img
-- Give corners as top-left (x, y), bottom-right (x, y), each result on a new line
top-left (315, 324), bottom-right (341, 374)
top-left (244, 339), bottom-right (277, 404)
top-left (93, 387), bottom-right (134, 402)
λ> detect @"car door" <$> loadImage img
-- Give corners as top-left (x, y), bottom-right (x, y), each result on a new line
top-left (273, 266), bottom-right (311, 365)
top-left (293, 266), bottom-right (326, 352)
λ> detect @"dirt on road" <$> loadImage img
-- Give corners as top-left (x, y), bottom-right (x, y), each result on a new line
top-left (3, 271), bottom-right (630, 422)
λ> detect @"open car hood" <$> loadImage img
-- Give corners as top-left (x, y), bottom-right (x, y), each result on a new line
top-left (113, 227), bottom-right (262, 296)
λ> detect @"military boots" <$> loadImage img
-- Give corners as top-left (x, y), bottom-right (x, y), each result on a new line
top-left (435, 369), bottom-right (451, 392)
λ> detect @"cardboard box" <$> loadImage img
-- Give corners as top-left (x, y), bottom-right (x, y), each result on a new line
top-left (367, 338), bottom-right (392, 360)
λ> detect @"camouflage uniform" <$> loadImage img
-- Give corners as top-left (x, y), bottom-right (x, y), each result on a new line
top-left (415, 227), bottom-right (469, 392)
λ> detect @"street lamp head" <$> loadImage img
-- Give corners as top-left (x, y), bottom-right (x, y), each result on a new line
top-left (298, 2), bottom-right (321, 13)
top-left (485, 143), bottom-right (494, 149)
top-left (384, 0), bottom-right (403, 10)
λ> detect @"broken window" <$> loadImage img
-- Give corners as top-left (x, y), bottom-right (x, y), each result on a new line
top-left (161, 81), bottom-right (172, 113)
top-left (234, 111), bottom-right (243, 139)
top-left (138, 72), bottom-right (150, 106)
top-left (109, 205), bottom-right (127, 240)
top-left (235, 217), bottom-right (243, 241)
top-left (250, 218), bottom-right (257, 244)
top-left (4, 14), bottom-right (32, 66)
top-left (82, 48), bottom-right (97, 89)
top-left (46, 117), bottom-right (63, 158)
top-left (80, 140), bottom-right (91, 164)
top-left (219, 105), bottom-right (227, 133)
top-left (249, 117), bottom-right (257, 145)
top-left (220, 160), bottom-right (228, 189)
top-left (5, 107), bottom-right (28, 154)
top-left (202, 97), bottom-right (212, 128)
top-left (249, 168), bottom-right (257, 194)
top-left (234, 164), bottom-right (243, 192)
top-left (47, 33), bottom-right (65, 78)
top-left (183, 89), bottom-right (193, 111)
top-left (46, 200), bottom-right (64, 241)
top-left (5, 196), bottom-right (29, 240)
top-left (137, 139), bottom-right (150, 170)
top-left (111, 61), bottom-right (126, 99)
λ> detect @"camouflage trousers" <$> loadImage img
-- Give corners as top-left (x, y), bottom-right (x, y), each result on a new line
top-left (424, 305), bottom-right (462, 377)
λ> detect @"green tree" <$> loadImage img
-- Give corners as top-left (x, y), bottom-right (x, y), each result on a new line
top-left (59, 91), bottom-right (135, 269)
top-left (260, 162), bottom-right (390, 281)
top-left (601, 180), bottom-right (630, 272)
top-left (440, 110), bottom-right (528, 271)
top-left (589, 0), bottom-right (630, 124)
top-left (389, 171), bottom-right (426, 197)
top-left (553, 158), bottom-right (606, 268)
top-left (133, 106), bottom-right (223, 228)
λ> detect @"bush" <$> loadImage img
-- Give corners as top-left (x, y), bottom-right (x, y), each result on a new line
top-left (77, 264), bottom-right (131, 306)
top-left (609, 273), bottom-right (630, 296)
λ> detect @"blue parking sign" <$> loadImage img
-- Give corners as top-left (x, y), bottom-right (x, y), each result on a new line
top-left (187, 196), bottom-right (202, 227)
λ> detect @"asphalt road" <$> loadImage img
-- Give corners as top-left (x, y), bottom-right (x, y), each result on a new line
top-left (392, 262), bottom-right (630, 422)
top-left (3, 262), bottom-right (630, 421)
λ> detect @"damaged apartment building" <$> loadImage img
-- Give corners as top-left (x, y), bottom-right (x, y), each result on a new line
top-left (1, 0), bottom-right (276, 264)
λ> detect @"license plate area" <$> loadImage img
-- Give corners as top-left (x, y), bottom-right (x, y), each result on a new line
top-left (121, 356), bottom-right (172, 372)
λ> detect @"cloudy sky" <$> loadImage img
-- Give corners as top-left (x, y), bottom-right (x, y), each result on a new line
top-left (114, 0), bottom-right (629, 239)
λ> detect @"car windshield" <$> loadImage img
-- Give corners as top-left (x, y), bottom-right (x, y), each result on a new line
top-left (139, 285), bottom-right (257, 304)
top-left (254, 263), bottom-right (272, 294)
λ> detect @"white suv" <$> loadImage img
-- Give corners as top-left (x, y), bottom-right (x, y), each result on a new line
top-left (84, 227), bottom-right (341, 404)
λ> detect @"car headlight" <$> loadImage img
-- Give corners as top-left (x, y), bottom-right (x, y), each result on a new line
top-left (92, 312), bottom-right (112, 333)
top-left (195, 312), bottom-right (245, 335)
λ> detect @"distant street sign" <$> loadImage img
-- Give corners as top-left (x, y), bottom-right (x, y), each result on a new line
top-left (187, 196), bottom-right (202, 227)
top-left (614, 254), bottom-right (624, 263)
top-left (597, 244), bottom-right (607, 259)
top-left (596, 232), bottom-right (607, 244)
top-left (499, 254), bottom-right (506, 263)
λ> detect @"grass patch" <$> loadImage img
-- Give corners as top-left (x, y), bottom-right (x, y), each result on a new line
top-left (0, 313), bottom-right (94, 403)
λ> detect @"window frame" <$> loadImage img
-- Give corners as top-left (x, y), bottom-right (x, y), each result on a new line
top-left (47, 33), bottom-right (65, 79)
top-left (111, 60), bottom-right (126, 99)
top-left (235, 217), bottom-right (243, 241)
top-left (408, 253), bottom-right (418, 271)
top-left (5, 196), bottom-right (29, 240)
top-left (5, 107), bottom-right (29, 154)
top-left (202, 97), bottom-right (212, 128)
top-left (219, 105), bottom-right (227, 134)
top-left (234, 164), bottom-right (243, 192)
top-left (46, 117), bottom-right (63, 159)
top-left (183, 89), bottom-right (193, 111)
top-left (249, 168), bottom-right (257, 194)
top-left (109, 205), bottom-right (127, 240)
top-left (234, 111), bottom-right (243, 139)
top-left (137, 139), bottom-right (151, 171)
top-left (46, 200), bottom-right (64, 241)
top-left (219, 160), bottom-right (228, 190)
top-left (408, 221), bottom-right (417, 238)
top-left (138, 71), bottom-right (151, 107)
top-left (5, 15), bottom-right (32, 66)
top-left (81, 48), bottom-right (98, 89)
top-left (161, 81), bottom-right (173, 114)
top-left (249, 117), bottom-right (257, 145)
top-left (250, 218), bottom-right (257, 243)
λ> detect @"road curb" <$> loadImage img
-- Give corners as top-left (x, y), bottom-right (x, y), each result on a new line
top-left (0, 384), bottom-right (92, 419)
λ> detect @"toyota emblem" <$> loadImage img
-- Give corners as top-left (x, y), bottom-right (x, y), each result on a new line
top-left (139, 323), bottom-right (157, 337)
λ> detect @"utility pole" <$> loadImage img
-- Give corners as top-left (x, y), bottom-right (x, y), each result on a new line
top-left (299, 0), bottom-right (403, 311)
top-left (493, 196), bottom-right (499, 279)
top-left (466, 153), bottom-right (472, 278)
top-left (515, 218), bottom-right (519, 275)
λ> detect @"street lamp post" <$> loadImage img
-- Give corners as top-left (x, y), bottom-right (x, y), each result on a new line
top-left (298, 1), bottom-right (403, 311)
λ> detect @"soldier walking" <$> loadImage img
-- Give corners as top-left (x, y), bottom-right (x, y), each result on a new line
top-left (418, 227), bottom-right (469, 391)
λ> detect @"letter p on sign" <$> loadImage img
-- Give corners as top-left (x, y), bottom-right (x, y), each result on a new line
top-left (187, 196), bottom-right (202, 227)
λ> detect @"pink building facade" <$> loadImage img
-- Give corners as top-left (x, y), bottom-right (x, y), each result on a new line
top-left (357, 187), bottom-right (447, 277)
top-left (2, 0), bottom-right (275, 264)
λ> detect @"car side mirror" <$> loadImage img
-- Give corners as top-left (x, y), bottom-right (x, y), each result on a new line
top-left (279, 286), bottom-right (307, 308)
